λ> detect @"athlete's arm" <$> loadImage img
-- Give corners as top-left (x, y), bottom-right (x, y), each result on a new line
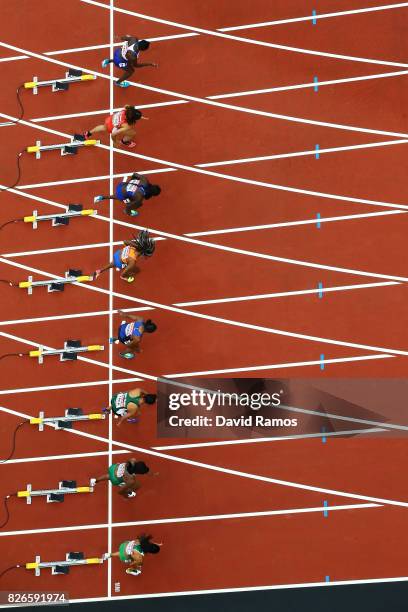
top-left (117, 59), bottom-right (137, 85)
top-left (120, 258), bottom-right (138, 279)
top-left (134, 60), bottom-right (158, 69)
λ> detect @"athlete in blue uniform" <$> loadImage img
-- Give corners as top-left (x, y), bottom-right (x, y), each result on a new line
top-left (112, 310), bottom-right (157, 359)
top-left (102, 35), bottom-right (158, 87)
top-left (94, 173), bottom-right (161, 216)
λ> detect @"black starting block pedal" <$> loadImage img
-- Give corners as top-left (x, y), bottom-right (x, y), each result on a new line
top-left (48, 283), bottom-right (65, 292)
top-left (67, 270), bottom-right (82, 278)
top-left (62, 145), bottom-right (78, 155)
top-left (65, 339), bottom-right (82, 347)
top-left (57, 420), bottom-right (73, 428)
top-left (53, 81), bottom-right (69, 91)
top-left (53, 565), bottom-right (70, 575)
top-left (61, 352), bottom-right (78, 361)
top-left (47, 493), bottom-right (65, 503)
top-left (53, 216), bottom-right (70, 226)
top-left (68, 69), bottom-right (83, 77)
top-left (61, 480), bottom-right (77, 489)
top-left (68, 204), bottom-right (83, 212)
top-left (68, 552), bottom-right (84, 560)
top-left (66, 408), bottom-right (83, 416)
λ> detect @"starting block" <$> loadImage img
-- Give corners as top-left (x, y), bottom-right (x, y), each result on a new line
top-left (17, 480), bottom-right (94, 504)
top-left (30, 407), bottom-right (105, 431)
top-left (24, 69), bottom-right (96, 95)
top-left (28, 340), bottom-right (104, 364)
top-left (24, 204), bottom-right (97, 229)
top-left (26, 136), bottom-right (99, 159)
top-left (19, 269), bottom-right (93, 294)
top-left (26, 552), bottom-right (105, 577)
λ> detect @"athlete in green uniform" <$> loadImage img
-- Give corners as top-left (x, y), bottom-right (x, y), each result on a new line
top-left (90, 459), bottom-right (149, 498)
top-left (107, 387), bottom-right (157, 426)
top-left (104, 534), bottom-right (162, 575)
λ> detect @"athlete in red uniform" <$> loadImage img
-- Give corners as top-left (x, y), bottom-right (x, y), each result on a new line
top-left (82, 105), bottom-right (145, 148)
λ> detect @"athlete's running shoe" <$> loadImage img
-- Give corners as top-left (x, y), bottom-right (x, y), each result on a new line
top-left (101, 59), bottom-right (110, 68)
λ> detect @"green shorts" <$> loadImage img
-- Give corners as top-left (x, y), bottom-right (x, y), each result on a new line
top-left (108, 464), bottom-right (124, 487)
top-left (119, 541), bottom-right (131, 563)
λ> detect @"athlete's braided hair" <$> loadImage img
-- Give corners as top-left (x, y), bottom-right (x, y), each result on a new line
top-left (129, 229), bottom-right (156, 257)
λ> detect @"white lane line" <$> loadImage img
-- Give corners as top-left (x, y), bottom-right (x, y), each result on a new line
top-left (2, 207), bottom-right (406, 257)
top-left (1, 404), bottom-right (407, 511)
top-left (107, 1), bottom-right (113, 598)
top-left (0, 280), bottom-right (398, 329)
top-left (3, 449), bottom-right (127, 465)
top-left (1, 256), bottom-right (407, 359)
top-left (153, 427), bottom-right (386, 450)
top-left (0, 377), bottom-right (142, 396)
top-left (27, 69), bottom-right (408, 125)
top-left (3, 109), bottom-right (408, 212)
top-left (165, 354), bottom-right (392, 378)
top-left (188, 210), bottom-right (407, 236)
top-left (222, 3), bottom-right (408, 28)
top-left (1, 3), bottom-right (406, 63)
top-left (80, 0), bottom-right (408, 68)
top-left (2, 41), bottom-right (408, 141)
top-left (199, 139), bottom-right (408, 166)
top-left (0, 503), bottom-right (381, 538)
top-left (0, 282), bottom-right (398, 326)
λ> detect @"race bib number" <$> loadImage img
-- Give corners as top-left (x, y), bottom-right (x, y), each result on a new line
top-left (117, 463), bottom-right (126, 478)
top-left (127, 179), bottom-right (141, 194)
top-left (125, 323), bottom-right (135, 337)
top-left (112, 110), bottom-right (125, 127)
top-left (126, 541), bottom-right (136, 556)
top-left (115, 393), bottom-right (127, 409)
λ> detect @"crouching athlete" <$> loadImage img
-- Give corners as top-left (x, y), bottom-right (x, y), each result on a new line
top-left (91, 459), bottom-right (150, 498)
top-left (93, 230), bottom-right (155, 283)
top-left (94, 173), bottom-right (161, 216)
top-left (107, 388), bottom-right (157, 426)
top-left (102, 35), bottom-right (158, 87)
top-left (104, 534), bottom-right (162, 575)
top-left (82, 105), bottom-right (146, 148)
top-left (112, 310), bottom-right (157, 359)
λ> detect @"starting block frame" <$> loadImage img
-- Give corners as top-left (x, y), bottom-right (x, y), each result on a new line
top-left (19, 269), bottom-right (93, 294)
top-left (24, 69), bottom-right (96, 96)
top-left (24, 204), bottom-right (97, 229)
top-left (17, 480), bottom-right (94, 504)
top-left (28, 340), bottom-right (104, 364)
top-left (30, 407), bottom-right (105, 431)
top-left (26, 136), bottom-right (99, 159)
top-left (26, 552), bottom-right (104, 577)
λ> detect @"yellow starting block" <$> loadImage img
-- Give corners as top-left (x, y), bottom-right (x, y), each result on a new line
top-left (24, 69), bottom-right (96, 95)
top-left (26, 136), bottom-right (99, 159)
top-left (28, 340), bottom-right (104, 364)
top-left (18, 269), bottom-right (93, 294)
top-left (26, 552), bottom-right (105, 577)
top-left (30, 408), bottom-right (105, 431)
top-left (23, 204), bottom-right (97, 229)
top-left (17, 480), bottom-right (94, 504)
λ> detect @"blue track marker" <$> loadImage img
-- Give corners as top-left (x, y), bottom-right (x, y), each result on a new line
top-left (312, 9), bottom-right (317, 25)
top-left (314, 76), bottom-right (319, 92)
top-left (321, 426), bottom-right (326, 443)
top-left (320, 354), bottom-right (325, 370)
top-left (325, 576), bottom-right (330, 583)
top-left (315, 144), bottom-right (320, 159)
top-left (318, 281), bottom-right (323, 298)
top-left (323, 500), bottom-right (328, 517)
top-left (316, 213), bottom-right (321, 228)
